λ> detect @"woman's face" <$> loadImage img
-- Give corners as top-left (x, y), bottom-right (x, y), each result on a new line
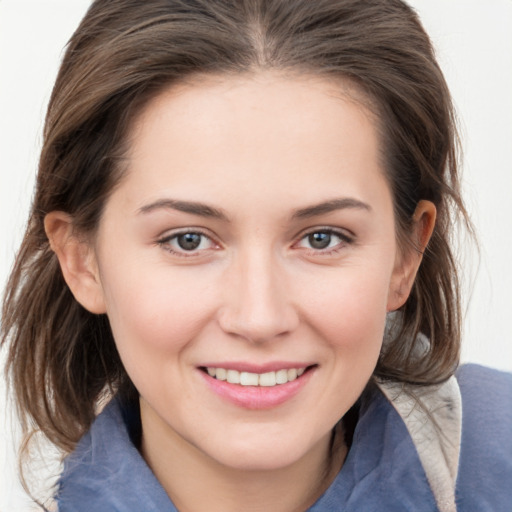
top-left (86, 73), bottom-right (418, 472)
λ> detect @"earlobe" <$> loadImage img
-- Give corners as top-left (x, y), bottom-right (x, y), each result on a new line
top-left (44, 212), bottom-right (107, 314)
top-left (387, 200), bottom-right (436, 312)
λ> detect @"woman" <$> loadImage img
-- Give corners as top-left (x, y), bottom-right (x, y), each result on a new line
top-left (2, 0), bottom-right (511, 511)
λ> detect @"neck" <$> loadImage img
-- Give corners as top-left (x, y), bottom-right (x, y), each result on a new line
top-left (139, 400), bottom-right (347, 512)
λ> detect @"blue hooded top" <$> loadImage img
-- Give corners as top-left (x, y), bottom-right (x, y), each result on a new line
top-left (56, 364), bottom-right (512, 511)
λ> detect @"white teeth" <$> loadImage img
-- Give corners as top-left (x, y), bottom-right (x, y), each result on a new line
top-left (226, 369), bottom-right (240, 384)
top-left (259, 371), bottom-right (277, 387)
top-left (205, 367), bottom-right (308, 386)
top-left (240, 372), bottom-right (259, 386)
top-left (287, 368), bottom-right (298, 381)
top-left (275, 369), bottom-right (288, 384)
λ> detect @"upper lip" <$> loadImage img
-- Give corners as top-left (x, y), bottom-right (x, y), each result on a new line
top-left (198, 361), bottom-right (315, 373)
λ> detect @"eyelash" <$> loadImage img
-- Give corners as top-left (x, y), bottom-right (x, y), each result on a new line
top-left (157, 227), bottom-right (354, 258)
top-left (157, 229), bottom-right (219, 258)
top-left (295, 228), bottom-right (354, 255)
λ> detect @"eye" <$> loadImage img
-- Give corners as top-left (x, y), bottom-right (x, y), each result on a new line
top-left (296, 229), bottom-right (352, 253)
top-left (158, 230), bottom-right (217, 255)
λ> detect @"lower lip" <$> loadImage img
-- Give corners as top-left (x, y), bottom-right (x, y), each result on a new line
top-left (199, 369), bottom-right (314, 410)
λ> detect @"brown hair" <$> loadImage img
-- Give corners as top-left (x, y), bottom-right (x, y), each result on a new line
top-left (2, 0), bottom-right (469, 457)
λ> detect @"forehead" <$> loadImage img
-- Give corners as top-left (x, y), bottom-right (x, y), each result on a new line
top-left (115, 72), bottom-right (390, 217)
top-left (131, 72), bottom-right (377, 144)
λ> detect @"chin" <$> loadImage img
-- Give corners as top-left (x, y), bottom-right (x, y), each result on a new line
top-left (200, 430), bottom-right (329, 473)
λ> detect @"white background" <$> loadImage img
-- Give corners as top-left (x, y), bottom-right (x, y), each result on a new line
top-left (1, 1), bottom-right (511, 510)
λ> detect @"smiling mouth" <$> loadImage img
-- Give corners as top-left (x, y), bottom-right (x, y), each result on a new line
top-left (200, 366), bottom-right (315, 387)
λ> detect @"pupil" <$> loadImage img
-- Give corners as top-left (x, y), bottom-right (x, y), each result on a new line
top-left (178, 233), bottom-right (202, 250)
top-left (309, 232), bottom-right (331, 249)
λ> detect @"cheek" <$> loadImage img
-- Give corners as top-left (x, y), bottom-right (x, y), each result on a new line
top-left (100, 264), bottom-right (218, 365)
top-left (302, 269), bottom-right (391, 413)
top-left (299, 266), bottom-right (391, 353)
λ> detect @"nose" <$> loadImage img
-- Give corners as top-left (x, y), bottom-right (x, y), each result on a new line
top-left (217, 248), bottom-right (299, 343)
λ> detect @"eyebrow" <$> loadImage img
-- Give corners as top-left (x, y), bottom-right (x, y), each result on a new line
top-left (138, 196), bottom-right (370, 221)
top-left (291, 198), bottom-right (371, 219)
top-left (138, 199), bottom-right (229, 221)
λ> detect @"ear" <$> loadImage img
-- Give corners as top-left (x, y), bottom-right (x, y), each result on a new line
top-left (44, 212), bottom-right (107, 314)
top-left (387, 200), bottom-right (436, 312)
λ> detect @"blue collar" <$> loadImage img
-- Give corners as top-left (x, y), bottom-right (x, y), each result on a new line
top-left (57, 386), bottom-right (438, 511)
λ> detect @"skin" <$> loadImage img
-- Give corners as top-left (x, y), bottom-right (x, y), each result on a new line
top-left (46, 72), bottom-right (435, 512)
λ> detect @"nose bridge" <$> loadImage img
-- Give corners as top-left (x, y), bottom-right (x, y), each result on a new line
top-left (218, 243), bottom-right (298, 342)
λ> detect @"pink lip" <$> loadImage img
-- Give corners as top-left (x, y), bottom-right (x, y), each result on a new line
top-left (198, 366), bottom-right (315, 410)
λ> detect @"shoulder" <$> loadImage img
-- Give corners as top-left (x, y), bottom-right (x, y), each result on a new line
top-left (457, 363), bottom-right (512, 438)
top-left (457, 362), bottom-right (512, 393)
top-left (456, 364), bottom-right (512, 511)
